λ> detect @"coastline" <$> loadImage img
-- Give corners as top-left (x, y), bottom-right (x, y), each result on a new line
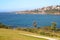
top-left (15, 12), bottom-right (60, 15)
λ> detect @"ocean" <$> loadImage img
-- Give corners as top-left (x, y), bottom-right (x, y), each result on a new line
top-left (0, 13), bottom-right (60, 28)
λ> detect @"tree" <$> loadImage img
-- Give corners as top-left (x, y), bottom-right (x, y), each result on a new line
top-left (33, 21), bottom-right (37, 28)
top-left (33, 9), bottom-right (39, 13)
top-left (32, 21), bottom-right (38, 33)
top-left (51, 22), bottom-right (56, 31)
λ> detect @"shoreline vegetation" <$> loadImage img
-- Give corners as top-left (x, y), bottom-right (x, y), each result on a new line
top-left (0, 21), bottom-right (60, 39)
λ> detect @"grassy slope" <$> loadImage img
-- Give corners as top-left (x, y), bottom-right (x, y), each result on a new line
top-left (0, 28), bottom-right (46, 40)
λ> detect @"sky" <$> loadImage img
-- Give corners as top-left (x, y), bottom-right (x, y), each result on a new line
top-left (0, 0), bottom-right (60, 12)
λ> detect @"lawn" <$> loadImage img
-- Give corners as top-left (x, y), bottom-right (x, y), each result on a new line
top-left (0, 28), bottom-right (46, 40)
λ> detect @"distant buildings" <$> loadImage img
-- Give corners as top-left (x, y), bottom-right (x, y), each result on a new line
top-left (16, 5), bottom-right (60, 15)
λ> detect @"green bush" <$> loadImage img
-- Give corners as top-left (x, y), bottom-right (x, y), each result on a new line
top-left (40, 32), bottom-right (45, 35)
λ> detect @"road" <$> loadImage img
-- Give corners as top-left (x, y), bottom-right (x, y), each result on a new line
top-left (19, 33), bottom-right (59, 40)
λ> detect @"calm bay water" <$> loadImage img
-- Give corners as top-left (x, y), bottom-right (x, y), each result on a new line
top-left (0, 13), bottom-right (60, 28)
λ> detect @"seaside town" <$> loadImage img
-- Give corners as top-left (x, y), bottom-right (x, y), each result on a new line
top-left (16, 5), bottom-right (60, 15)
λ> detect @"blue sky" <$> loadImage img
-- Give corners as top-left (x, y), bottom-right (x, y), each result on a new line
top-left (0, 0), bottom-right (60, 12)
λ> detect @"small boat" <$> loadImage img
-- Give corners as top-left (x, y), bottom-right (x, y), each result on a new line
top-left (16, 12), bottom-right (18, 14)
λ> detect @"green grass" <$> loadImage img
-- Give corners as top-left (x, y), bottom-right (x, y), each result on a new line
top-left (0, 28), bottom-right (46, 40)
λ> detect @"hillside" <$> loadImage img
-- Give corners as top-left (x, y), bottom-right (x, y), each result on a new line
top-left (16, 5), bottom-right (60, 15)
top-left (0, 28), bottom-right (46, 40)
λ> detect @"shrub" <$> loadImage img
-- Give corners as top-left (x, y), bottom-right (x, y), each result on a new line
top-left (40, 32), bottom-right (45, 35)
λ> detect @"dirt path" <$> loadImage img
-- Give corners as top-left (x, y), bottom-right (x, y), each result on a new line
top-left (19, 33), bottom-right (59, 40)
